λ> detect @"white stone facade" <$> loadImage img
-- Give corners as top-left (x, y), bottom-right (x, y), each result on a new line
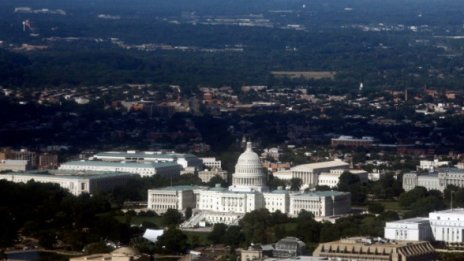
top-left (93, 151), bottom-right (203, 169)
top-left (384, 208), bottom-right (464, 244)
top-left (0, 160), bottom-right (31, 172)
top-left (384, 217), bottom-right (433, 241)
top-left (198, 168), bottom-right (228, 183)
top-left (147, 186), bottom-right (196, 214)
top-left (430, 209), bottom-right (464, 243)
top-left (200, 157), bottom-right (222, 169)
top-left (289, 191), bottom-right (351, 217)
top-left (419, 160), bottom-right (449, 171)
top-left (229, 142), bottom-right (268, 193)
top-left (59, 160), bottom-right (182, 177)
top-left (263, 190), bottom-right (289, 213)
top-left (273, 160), bottom-right (349, 189)
top-left (0, 171), bottom-right (134, 196)
top-left (403, 168), bottom-right (464, 192)
top-left (147, 142), bottom-right (351, 227)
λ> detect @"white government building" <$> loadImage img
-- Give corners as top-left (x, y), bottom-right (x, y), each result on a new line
top-left (385, 208), bottom-right (464, 244)
top-left (59, 160), bottom-right (182, 177)
top-left (273, 159), bottom-right (350, 189)
top-left (403, 167), bottom-right (464, 192)
top-left (317, 169), bottom-right (368, 188)
top-left (92, 150), bottom-right (203, 169)
top-left (147, 142), bottom-right (351, 227)
top-left (0, 170), bottom-right (134, 196)
top-left (0, 159), bottom-right (31, 172)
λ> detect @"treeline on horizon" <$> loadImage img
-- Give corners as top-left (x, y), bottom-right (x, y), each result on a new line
top-left (1, 0), bottom-right (464, 89)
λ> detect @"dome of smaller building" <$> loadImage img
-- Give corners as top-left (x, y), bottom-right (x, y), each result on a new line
top-left (111, 247), bottom-right (141, 257)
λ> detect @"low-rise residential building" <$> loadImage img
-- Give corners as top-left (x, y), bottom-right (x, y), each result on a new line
top-left (38, 153), bottom-right (59, 169)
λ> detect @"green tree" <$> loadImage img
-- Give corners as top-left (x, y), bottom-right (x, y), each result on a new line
top-left (290, 178), bottom-right (302, 191)
top-left (207, 176), bottom-right (228, 187)
top-left (185, 207), bottom-right (193, 220)
top-left (224, 226), bottom-right (244, 248)
top-left (399, 187), bottom-right (428, 208)
top-left (156, 227), bottom-right (189, 254)
top-left (208, 223), bottom-right (227, 244)
top-left (162, 209), bottom-right (183, 227)
top-left (368, 203), bottom-right (385, 214)
top-left (337, 172), bottom-right (360, 191)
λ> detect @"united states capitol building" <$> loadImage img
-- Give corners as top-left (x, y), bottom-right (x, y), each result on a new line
top-left (148, 142), bottom-right (351, 227)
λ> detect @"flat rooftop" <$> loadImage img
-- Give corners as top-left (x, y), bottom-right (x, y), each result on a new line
top-left (293, 191), bottom-right (348, 197)
top-left (61, 160), bottom-right (181, 168)
top-left (386, 217), bottom-right (429, 224)
top-left (1, 171), bottom-right (134, 180)
top-left (94, 151), bottom-right (198, 159)
top-left (291, 160), bottom-right (349, 171)
top-left (430, 208), bottom-right (464, 215)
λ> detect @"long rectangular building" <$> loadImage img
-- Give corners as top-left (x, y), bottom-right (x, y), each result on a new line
top-left (313, 237), bottom-right (436, 261)
top-left (59, 160), bottom-right (182, 177)
top-left (403, 167), bottom-right (464, 192)
top-left (0, 171), bottom-right (134, 196)
top-left (273, 160), bottom-right (349, 188)
top-left (289, 191), bottom-right (351, 217)
top-left (384, 217), bottom-right (433, 241)
top-left (92, 150), bottom-right (203, 169)
top-left (385, 208), bottom-right (464, 244)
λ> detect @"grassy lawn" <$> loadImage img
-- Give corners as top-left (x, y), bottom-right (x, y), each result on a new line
top-left (380, 200), bottom-right (403, 212)
top-left (114, 214), bottom-right (164, 227)
top-left (183, 231), bottom-right (211, 246)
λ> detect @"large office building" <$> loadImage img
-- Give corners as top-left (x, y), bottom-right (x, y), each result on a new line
top-left (385, 208), bottom-right (464, 244)
top-left (419, 159), bottom-right (450, 171)
top-left (0, 149), bottom-right (38, 168)
top-left (59, 160), bottom-right (182, 177)
top-left (0, 170), bottom-right (134, 196)
top-left (92, 150), bottom-right (203, 169)
top-left (148, 142), bottom-right (351, 227)
top-left (331, 136), bottom-right (374, 147)
top-left (70, 247), bottom-right (150, 261)
top-left (313, 237), bottom-right (436, 261)
top-left (384, 217), bottom-right (433, 241)
top-left (429, 209), bottom-right (464, 243)
top-left (273, 160), bottom-right (349, 189)
top-left (289, 191), bottom-right (351, 217)
top-left (198, 168), bottom-right (228, 183)
top-left (0, 159), bottom-right (31, 172)
top-left (317, 169), bottom-right (368, 188)
top-left (403, 167), bottom-right (464, 192)
top-left (200, 157), bottom-right (222, 169)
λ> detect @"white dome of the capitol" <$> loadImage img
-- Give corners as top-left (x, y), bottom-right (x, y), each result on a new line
top-left (229, 141), bottom-right (268, 192)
